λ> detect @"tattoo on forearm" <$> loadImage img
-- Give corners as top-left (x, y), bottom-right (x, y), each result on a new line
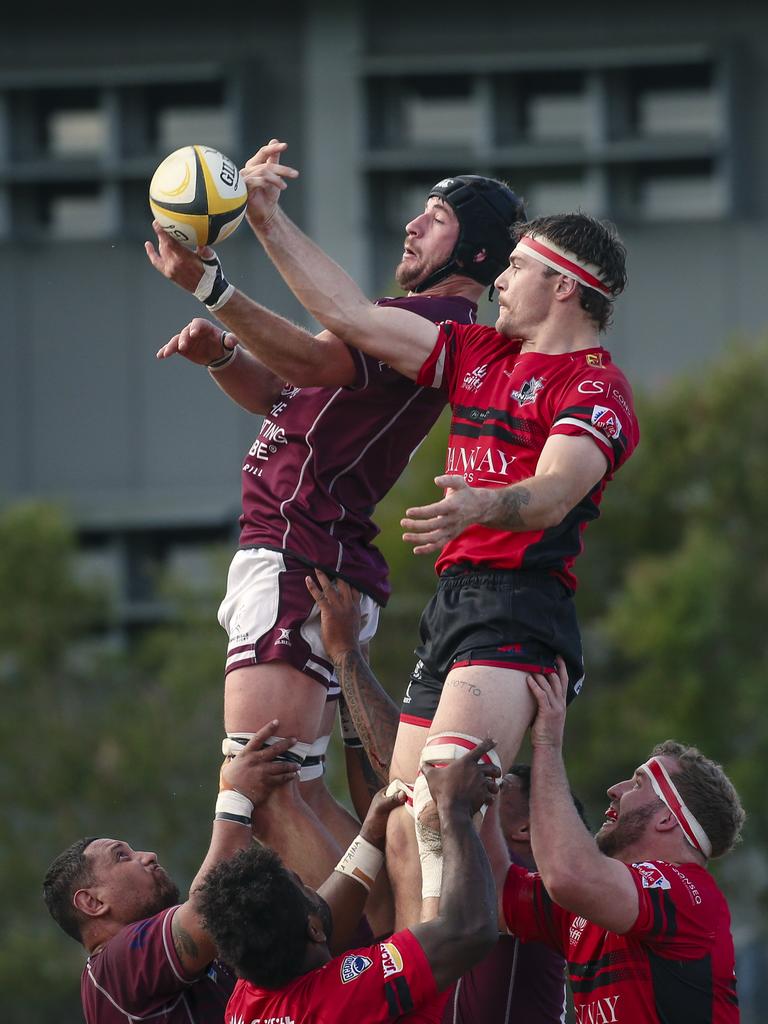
top-left (172, 918), bottom-right (200, 964)
top-left (360, 750), bottom-right (383, 798)
top-left (494, 486), bottom-right (531, 529)
top-left (333, 651), bottom-right (398, 784)
top-left (446, 677), bottom-right (483, 697)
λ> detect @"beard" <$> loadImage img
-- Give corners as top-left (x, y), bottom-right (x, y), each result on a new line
top-left (395, 252), bottom-right (448, 292)
top-left (595, 804), bottom-right (657, 858)
top-left (140, 869), bottom-right (181, 917)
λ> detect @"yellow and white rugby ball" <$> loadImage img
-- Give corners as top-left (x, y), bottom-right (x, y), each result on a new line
top-left (149, 145), bottom-right (247, 248)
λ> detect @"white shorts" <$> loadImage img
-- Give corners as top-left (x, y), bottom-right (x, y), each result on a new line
top-left (218, 548), bottom-right (380, 692)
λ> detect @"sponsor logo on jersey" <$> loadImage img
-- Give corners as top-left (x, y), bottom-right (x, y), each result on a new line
top-left (591, 405), bottom-right (622, 440)
top-left (670, 865), bottom-right (703, 904)
top-left (578, 379), bottom-right (607, 395)
top-left (380, 941), bottom-right (404, 978)
top-left (585, 352), bottom-right (604, 368)
top-left (462, 363), bottom-right (488, 392)
top-left (340, 953), bottom-right (373, 983)
top-left (574, 994), bottom-right (621, 1023)
top-left (281, 384), bottom-right (301, 399)
top-left (511, 375), bottom-right (545, 406)
top-left (445, 444), bottom-right (516, 478)
top-left (569, 916), bottom-right (588, 947)
top-left (275, 628), bottom-right (292, 646)
top-left (633, 862), bottom-right (671, 890)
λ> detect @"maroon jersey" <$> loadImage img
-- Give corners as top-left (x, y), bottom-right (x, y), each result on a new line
top-left (503, 861), bottom-right (739, 1024)
top-left (443, 852), bottom-right (566, 1024)
top-left (416, 323), bottom-right (639, 589)
top-left (238, 295), bottom-right (477, 606)
top-left (226, 929), bottom-right (448, 1023)
top-left (81, 905), bottom-right (235, 1024)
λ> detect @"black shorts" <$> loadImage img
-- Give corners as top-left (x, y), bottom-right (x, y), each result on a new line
top-left (400, 567), bottom-right (584, 726)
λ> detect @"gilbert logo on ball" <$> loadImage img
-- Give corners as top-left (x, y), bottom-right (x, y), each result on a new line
top-left (149, 145), bottom-right (247, 248)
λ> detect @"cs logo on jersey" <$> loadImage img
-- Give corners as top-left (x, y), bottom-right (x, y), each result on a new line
top-left (341, 954), bottom-right (373, 983)
top-left (511, 375), bottom-right (544, 406)
top-left (380, 942), bottom-right (404, 978)
top-left (591, 405), bottom-right (622, 440)
top-left (634, 862), bottom-right (671, 890)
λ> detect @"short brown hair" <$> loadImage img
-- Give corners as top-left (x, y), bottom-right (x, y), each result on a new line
top-left (514, 213), bottom-right (627, 331)
top-left (43, 837), bottom-right (99, 943)
top-left (651, 741), bottom-right (745, 858)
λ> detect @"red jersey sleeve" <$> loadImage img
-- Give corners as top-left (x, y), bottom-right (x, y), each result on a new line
top-left (86, 906), bottom-right (199, 1012)
top-left (502, 864), bottom-right (569, 955)
top-left (626, 861), bottom-right (725, 958)
top-left (549, 364), bottom-right (638, 472)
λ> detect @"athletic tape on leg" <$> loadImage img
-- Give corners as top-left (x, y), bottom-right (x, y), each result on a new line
top-left (385, 778), bottom-right (415, 817)
top-left (298, 734), bottom-right (330, 782)
top-left (414, 733), bottom-right (502, 899)
top-left (222, 733), bottom-right (313, 766)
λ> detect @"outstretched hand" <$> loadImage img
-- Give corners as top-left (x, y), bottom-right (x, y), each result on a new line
top-left (220, 720), bottom-right (300, 805)
top-left (144, 220), bottom-right (213, 292)
top-left (527, 657), bottom-right (569, 749)
top-left (305, 569), bottom-right (361, 662)
top-left (423, 737), bottom-right (501, 817)
top-left (156, 317), bottom-right (236, 365)
top-left (401, 475), bottom-right (491, 555)
top-left (240, 139), bottom-right (299, 231)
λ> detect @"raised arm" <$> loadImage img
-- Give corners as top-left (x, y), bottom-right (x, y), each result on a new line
top-left (526, 661), bottom-right (639, 934)
top-left (172, 723), bottom-right (300, 973)
top-left (402, 432), bottom-right (609, 554)
top-left (240, 140), bottom-right (440, 381)
top-left (306, 570), bottom-right (399, 791)
top-left (146, 224), bottom-right (357, 388)
top-left (410, 741), bottom-right (501, 991)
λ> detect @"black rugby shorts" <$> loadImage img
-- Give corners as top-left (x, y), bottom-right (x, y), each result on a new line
top-left (399, 567), bottom-right (584, 726)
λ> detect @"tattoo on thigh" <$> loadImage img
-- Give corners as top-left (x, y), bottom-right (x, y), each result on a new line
top-left (446, 677), bottom-right (482, 697)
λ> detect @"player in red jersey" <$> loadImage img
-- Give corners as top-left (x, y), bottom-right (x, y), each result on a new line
top-left (226, 142), bottom-right (638, 926)
top-left (196, 739), bottom-right (501, 1024)
top-left (500, 660), bottom-right (744, 1024)
top-left (42, 723), bottom-right (300, 1024)
top-left (145, 141), bottom-right (526, 903)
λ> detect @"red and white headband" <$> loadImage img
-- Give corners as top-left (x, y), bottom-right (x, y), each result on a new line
top-left (515, 235), bottom-right (613, 298)
top-left (638, 757), bottom-right (712, 858)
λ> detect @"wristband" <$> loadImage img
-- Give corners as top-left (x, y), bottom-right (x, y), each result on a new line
top-left (339, 698), bottom-right (363, 749)
top-left (214, 788), bottom-right (254, 827)
top-left (335, 835), bottom-right (384, 892)
top-left (208, 333), bottom-right (238, 372)
top-left (194, 251), bottom-right (235, 311)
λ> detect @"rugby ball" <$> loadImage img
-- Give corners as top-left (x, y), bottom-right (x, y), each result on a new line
top-left (149, 145), bottom-right (247, 248)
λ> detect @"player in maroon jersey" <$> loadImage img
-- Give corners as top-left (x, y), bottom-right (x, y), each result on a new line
top-left (226, 142), bottom-right (638, 927)
top-left (145, 140), bottom-right (526, 907)
top-left (42, 723), bottom-right (301, 1024)
top-left (501, 660), bottom-right (744, 1024)
top-left (196, 739), bottom-right (501, 1024)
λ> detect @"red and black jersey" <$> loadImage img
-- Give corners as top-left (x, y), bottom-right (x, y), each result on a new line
top-left (416, 322), bottom-right (639, 589)
top-left (226, 929), bottom-right (448, 1024)
top-left (81, 905), bottom-right (235, 1024)
top-left (503, 861), bottom-right (739, 1024)
top-left (238, 295), bottom-right (477, 606)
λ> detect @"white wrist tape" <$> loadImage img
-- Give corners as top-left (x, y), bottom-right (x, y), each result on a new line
top-left (194, 251), bottom-right (235, 311)
top-left (335, 835), bottom-right (384, 892)
top-left (215, 788), bottom-right (254, 826)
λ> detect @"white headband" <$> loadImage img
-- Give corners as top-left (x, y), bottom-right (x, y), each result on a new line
top-left (515, 235), bottom-right (613, 298)
top-left (638, 757), bottom-right (712, 859)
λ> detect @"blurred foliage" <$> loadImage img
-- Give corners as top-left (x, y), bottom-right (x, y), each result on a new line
top-left (3, 339), bottom-right (768, 1020)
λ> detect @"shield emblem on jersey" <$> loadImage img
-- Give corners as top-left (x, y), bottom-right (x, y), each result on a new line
top-left (340, 954), bottom-right (373, 983)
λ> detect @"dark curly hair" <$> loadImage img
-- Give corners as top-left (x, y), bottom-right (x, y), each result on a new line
top-left (43, 837), bottom-right (99, 943)
top-left (197, 845), bottom-right (315, 988)
top-left (650, 741), bottom-right (745, 859)
top-left (514, 213), bottom-right (627, 331)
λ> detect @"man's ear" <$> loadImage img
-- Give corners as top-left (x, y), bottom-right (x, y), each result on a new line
top-left (507, 819), bottom-right (531, 844)
top-left (306, 913), bottom-right (327, 945)
top-left (554, 274), bottom-right (579, 301)
top-left (472, 248), bottom-right (488, 265)
top-left (74, 888), bottom-right (108, 920)
top-left (655, 808), bottom-right (679, 835)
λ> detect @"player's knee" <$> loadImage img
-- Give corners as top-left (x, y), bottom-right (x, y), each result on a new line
top-left (416, 731), bottom-right (501, 821)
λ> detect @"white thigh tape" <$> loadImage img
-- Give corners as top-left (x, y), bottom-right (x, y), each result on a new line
top-left (222, 733), bottom-right (314, 765)
top-left (385, 778), bottom-right (415, 818)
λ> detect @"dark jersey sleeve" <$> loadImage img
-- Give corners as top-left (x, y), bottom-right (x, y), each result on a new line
top-left (86, 906), bottom-right (200, 1013)
top-left (501, 864), bottom-right (570, 955)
